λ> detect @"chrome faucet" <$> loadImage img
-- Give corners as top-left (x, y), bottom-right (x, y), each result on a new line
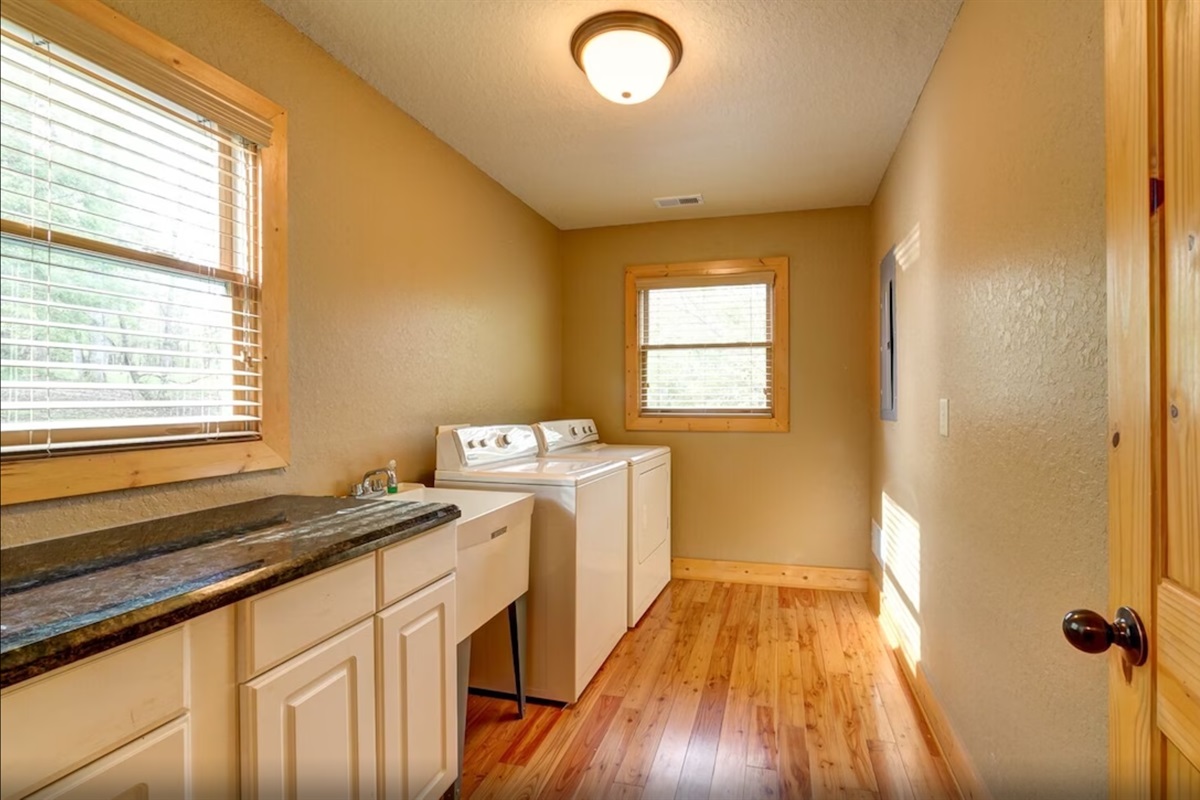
top-left (352, 460), bottom-right (397, 497)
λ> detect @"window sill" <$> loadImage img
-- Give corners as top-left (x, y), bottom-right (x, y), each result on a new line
top-left (625, 414), bottom-right (789, 433)
top-left (0, 440), bottom-right (288, 506)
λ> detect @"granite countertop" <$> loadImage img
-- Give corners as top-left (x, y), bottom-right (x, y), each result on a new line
top-left (0, 495), bottom-right (461, 689)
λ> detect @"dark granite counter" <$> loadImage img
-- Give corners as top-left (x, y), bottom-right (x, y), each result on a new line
top-left (0, 495), bottom-right (460, 688)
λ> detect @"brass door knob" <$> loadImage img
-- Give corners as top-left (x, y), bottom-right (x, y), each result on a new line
top-left (1062, 606), bottom-right (1148, 667)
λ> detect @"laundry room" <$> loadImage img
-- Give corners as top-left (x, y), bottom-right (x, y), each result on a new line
top-left (2, 0), bottom-right (1191, 798)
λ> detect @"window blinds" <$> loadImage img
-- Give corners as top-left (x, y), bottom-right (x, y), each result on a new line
top-left (0, 21), bottom-right (263, 457)
top-left (636, 272), bottom-right (774, 415)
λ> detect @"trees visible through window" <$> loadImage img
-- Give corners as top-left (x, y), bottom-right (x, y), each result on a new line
top-left (0, 0), bottom-right (287, 504)
top-left (625, 258), bottom-right (789, 432)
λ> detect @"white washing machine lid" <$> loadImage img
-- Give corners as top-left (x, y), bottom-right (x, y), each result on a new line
top-left (435, 457), bottom-right (626, 487)
top-left (548, 442), bottom-right (670, 464)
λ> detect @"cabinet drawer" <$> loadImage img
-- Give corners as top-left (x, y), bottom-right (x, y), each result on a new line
top-left (24, 717), bottom-right (189, 800)
top-left (378, 522), bottom-right (455, 608)
top-left (0, 627), bottom-right (187, 800)
top-left (238, 555), bottom-right (375, 681)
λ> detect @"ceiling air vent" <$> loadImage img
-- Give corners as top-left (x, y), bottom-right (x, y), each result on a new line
top-left (653, 194), bottom-right (704, 209)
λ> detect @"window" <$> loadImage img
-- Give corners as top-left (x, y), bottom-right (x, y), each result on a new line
top-left (0, 0), bottom-right (288, 505)
top-left (880, 248), bottom-right (897, 420)
top-left (625, 257), bottom-right (789, 432)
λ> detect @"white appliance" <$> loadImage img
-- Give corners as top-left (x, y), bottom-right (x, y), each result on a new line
top-left (434, 423), bottom-right (628, 705)
top-left (533, 419), bottom-right (671, 628)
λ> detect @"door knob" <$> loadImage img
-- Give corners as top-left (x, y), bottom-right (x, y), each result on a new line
top-left (1062, 606), bottom-right (1148, 666)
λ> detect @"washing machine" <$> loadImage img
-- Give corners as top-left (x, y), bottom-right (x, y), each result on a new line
top-left (435, 423), bottom-right (628, 704)
top-left (533, 418), bottom-right (671, 628)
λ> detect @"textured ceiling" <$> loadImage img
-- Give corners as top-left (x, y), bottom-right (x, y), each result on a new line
top-left (263, 0), bottom-right (963, 230)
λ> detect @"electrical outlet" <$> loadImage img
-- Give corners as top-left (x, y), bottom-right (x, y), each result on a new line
top-left (939, 398), bottom-right (950, 437)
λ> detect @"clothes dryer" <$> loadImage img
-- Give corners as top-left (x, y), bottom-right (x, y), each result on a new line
top-left (533, 419), bottom-right (670, 628)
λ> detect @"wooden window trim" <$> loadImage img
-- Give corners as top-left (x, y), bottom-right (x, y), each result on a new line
top-left (0, 0), bottom-right (289, 505)
top-left (624, 257), bottom-right (789, 433)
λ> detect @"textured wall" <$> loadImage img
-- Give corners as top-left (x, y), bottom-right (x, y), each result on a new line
top-left (561, 209), bottom-right (873, 568)
top-left (869, 0), bottom-right (1108, 795)
top-left (0, 0), bottom-right (561, 547)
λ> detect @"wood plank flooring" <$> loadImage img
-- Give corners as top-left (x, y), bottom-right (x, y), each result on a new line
top-left (461, 579), bottom-right (960, 800)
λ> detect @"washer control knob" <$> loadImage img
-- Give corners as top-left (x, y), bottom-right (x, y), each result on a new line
top-left (497, 434), bottom-right (510, 447)
top-left (570, 426), bottom-right (578, 435)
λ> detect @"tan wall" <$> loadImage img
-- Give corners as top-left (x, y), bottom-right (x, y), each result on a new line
top-left (0, 0), bottom-right (561, 547)
top-left (869, 0), bottom-right (1108, 795)
top-left (561, 208), bottom-right (872, 569)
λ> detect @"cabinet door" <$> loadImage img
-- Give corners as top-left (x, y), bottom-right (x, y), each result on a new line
top-left (241, 620), bottom-right (377, 800)
top-left (377, 574), bottom-right (456, 800)
top-left (25, 717), bottom-right (188, 800)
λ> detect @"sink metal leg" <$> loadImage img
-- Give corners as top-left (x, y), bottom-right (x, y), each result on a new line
top-left (454, 636), bottom-right (471, 800)
top-left (508, 594), bottom-right (527, 719)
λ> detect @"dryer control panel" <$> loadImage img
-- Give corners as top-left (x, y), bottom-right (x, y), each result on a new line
top-left (534, 418), bottom-right (600, 454)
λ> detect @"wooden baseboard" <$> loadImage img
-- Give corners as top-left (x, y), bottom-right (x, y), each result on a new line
top-left (876, 602), bottom-right (992, 800)
top-left (911, 665), bottom-right (992, 800)
top-left (670, 557), bottom-right (869, 592)
top-left (866, 571), bottom-right (882, 615)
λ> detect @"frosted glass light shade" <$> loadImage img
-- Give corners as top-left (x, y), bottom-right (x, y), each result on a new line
top-left (570, 12), bottom-right (683, 106)
top-left (580, 29), bottom-right (673, 104)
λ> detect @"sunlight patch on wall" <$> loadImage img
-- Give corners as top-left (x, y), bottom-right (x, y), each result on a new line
top-left (895, 222), bottom-right (921, 272)
top-left (880, 491), bottom-right (922, 667)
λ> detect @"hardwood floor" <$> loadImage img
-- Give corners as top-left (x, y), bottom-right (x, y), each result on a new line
top-left (461, 579), bottom-right (960, 800)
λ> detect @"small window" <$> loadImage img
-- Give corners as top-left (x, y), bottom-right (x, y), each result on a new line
top-left (880, 248), bottom-right (897, 420)
top-left (625, 257), bottom-right (789, 432)
top-left (0, 0), bottom-right (288, 504)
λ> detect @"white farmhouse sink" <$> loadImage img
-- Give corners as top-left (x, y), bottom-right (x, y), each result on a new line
top-left (390, 486), bottom-right (533, 643)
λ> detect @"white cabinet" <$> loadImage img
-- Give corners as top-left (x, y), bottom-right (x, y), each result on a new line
top-left (25, 718), bottom-right (189, 800)
top-left (0, 607), bottom-right (237, 800)
top-left (241, 620), bottom-right (378, 800)
top-left (238, 521), bottom-right (458, 800)
top-left (2, 522), bottom-right (457, 800)
top-left (377, 574), bottom-right (456, 800)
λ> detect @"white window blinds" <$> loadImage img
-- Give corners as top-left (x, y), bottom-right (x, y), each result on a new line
top-left (0, 20), bottom-right (263, 457)
top-left (636, 271), bottom-right (775, 415)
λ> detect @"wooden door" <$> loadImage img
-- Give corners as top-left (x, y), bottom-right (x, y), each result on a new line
top-left (377, 574), bottom-right (456, 800)
top-left (1106, 0), bottom-right (1200, 796)
top-left (1158, 1), bottom-right (1200, 794)
top-left (241, 620), bottom-right (377, 800)
top-left (25, 718), bottom-right (188, 800)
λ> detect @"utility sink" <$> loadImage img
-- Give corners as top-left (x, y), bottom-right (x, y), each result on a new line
top-left (389, 485), bottom-right (533, 643)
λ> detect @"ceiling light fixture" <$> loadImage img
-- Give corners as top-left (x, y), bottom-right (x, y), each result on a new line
top-left (570, 11), bottom-right (683, 105)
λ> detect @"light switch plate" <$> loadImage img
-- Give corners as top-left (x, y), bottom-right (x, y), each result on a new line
top-left (939, 398), bottom-right (949, 437)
